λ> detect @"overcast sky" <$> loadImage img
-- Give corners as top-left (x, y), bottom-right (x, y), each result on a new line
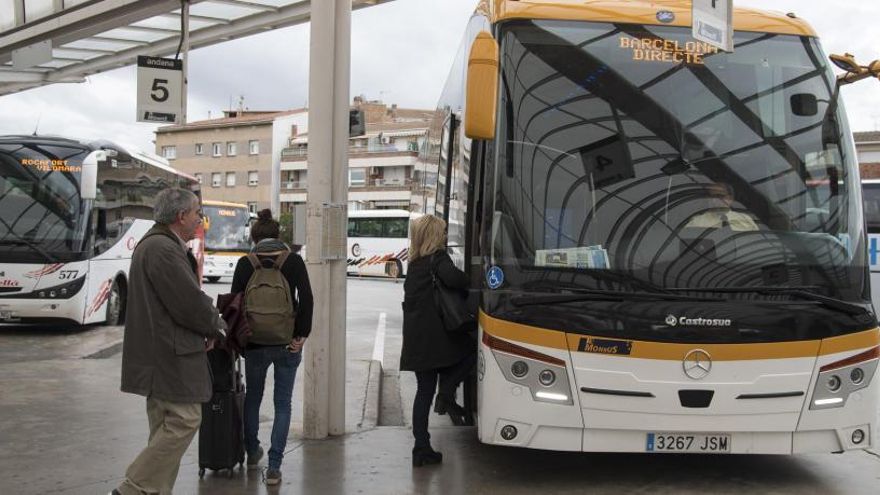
top-left (0, 0), bottom-right (878, 152)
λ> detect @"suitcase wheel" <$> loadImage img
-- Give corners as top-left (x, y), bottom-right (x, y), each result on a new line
top-left (198, 468), bottom-right (205, 479)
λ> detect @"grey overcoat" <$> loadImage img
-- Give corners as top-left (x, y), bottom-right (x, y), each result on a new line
top-left (120, 224), bottom-right (222, 403)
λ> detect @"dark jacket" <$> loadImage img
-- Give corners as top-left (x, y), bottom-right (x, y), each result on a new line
top-left (400, 250), bottom-right (473, 372)
top-left (230, 240), bottom-right (314, 340)
top-left (120, 224), bottom-right (223, 404)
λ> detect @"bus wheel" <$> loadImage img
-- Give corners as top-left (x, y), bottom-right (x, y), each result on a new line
top-left (106, 280), bottom-right (125, 326)
top-left (387, 260), bottom-right (403, 279)
top-left (206, 276), bottom-right (221, 283)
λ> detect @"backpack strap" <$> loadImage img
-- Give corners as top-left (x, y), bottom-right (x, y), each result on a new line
top-left (273, 251), bottom-right (290, 270)
top-left (246, 253), bottom-right (261, 270)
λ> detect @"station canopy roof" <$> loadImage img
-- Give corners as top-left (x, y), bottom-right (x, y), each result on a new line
top-left (0, 0), bottom-right (393, 97)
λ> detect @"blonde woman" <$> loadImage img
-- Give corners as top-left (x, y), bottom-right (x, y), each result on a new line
top-left (400, 215), bottom-right (475, 467)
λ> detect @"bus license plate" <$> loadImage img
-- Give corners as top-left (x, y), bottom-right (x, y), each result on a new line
top-left (0, 310), bottom-right (13, 321)
top-left (646, 433), bottom-right (730, 453)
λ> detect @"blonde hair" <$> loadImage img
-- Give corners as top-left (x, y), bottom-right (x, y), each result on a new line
top-left (409, 215), bottom-right (447, 262)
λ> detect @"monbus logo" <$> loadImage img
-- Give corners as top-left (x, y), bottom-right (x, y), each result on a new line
top-left (666, 314), bottom-right (732, 327)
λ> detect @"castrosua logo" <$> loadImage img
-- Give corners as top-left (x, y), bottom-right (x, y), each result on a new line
top-left (665, 314), bottom-right (732, 327)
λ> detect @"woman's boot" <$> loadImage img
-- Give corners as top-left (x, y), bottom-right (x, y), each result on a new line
top-left (412, 446), bottom-right (443, 467)
top-left (433, 394), bottom-right (468, 426)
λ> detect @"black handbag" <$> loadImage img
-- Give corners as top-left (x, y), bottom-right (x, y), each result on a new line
top-left (431, 254), bottom-right (475, 332)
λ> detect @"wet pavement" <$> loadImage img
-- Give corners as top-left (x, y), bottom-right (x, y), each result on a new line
top-left (1, 278), bottom-right (879, 494)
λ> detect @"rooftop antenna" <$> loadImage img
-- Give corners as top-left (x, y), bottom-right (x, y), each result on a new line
top-left (32, 112), bottom-right (42, 136)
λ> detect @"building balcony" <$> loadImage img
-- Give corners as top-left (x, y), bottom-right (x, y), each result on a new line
top-left (281, 146), bottom-right (418, 162)
top-left (281, 178), bottom-right (412, 191)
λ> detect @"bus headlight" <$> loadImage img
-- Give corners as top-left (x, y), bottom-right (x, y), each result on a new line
top-left (850, 368), bottom-right (864, 385)
top-left (511, 361), bottom-right (529, 378)
top-left (23, 277), bottom-right (86, 300)
top-left (483, 331), bottom-right (573, 405)
top-left (810, 347), bottom-right (879, 410)
top-left (826, 375), bottom-right (841, 392)
top-left (538, 369), bottom-right (556, 386)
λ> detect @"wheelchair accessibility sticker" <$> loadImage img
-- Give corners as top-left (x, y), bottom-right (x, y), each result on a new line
top-left (487, 266), bottom-right (504, 289)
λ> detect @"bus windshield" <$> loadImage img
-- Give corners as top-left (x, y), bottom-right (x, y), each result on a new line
top-left (0, 142), bottom-right (89, 263)
top-left (493, 20), bottom-right (866, 301)
top-left (203, 205), bottom-right (251, 252)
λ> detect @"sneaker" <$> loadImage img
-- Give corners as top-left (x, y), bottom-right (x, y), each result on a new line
top-left (265, 468), bottom-right (282, 485)
top-left (247, 446), bottom-right (264, 469)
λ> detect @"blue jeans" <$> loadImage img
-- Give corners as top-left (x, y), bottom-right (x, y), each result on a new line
top-left (243, 345), bottom-right (302, 470)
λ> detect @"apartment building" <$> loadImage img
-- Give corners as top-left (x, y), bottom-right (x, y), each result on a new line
top-left (856, 131), bottom-right (880, 178)
top-left (280, 98), bottom-right (431, 212)
top-left (154, 98), bottom-right (430, 213)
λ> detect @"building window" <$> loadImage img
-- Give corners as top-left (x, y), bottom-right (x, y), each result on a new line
top-left (212, 142), bottom-right (222, 157)
top-left (194, 173), bottom-right (203, 184)
top-left (227, 141), bottom-right (237, 156)
top-left (195, 143), bottom-right (204, 155)
top-left (211, 172), bottom-right (222, 188)
top-left (161, 146), bottom-right (176, 159)
top-left (226, 172), bottom-right (236, 187)
top-left (249, 140), bottom-right (259, 155)
top-left (349, 168), bottom-right (366, 187)
top-left (247, 202), bottom-right (258, 214)
top-left (248, 171), bottom-right (259, 187)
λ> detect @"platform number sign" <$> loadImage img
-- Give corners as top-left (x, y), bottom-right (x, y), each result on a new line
top-left (692, 0), bottom-right (734, 53)
top-left (136, 56), bottom-right (183, 124)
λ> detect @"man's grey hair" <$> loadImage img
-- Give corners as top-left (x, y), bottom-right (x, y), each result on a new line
top-left (154, 188), bottom-right (198, 225)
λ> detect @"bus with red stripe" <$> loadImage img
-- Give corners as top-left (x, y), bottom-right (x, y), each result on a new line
top-left (346, 209), bottom-right (414, 279)
top-left (0, 135), bottom-right (202, 326)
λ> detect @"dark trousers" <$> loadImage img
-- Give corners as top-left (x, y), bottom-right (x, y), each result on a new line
top-left (412, 352), bottom-right (476, 449)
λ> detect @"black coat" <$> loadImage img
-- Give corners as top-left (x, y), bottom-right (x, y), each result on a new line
top-left (400, 250), bottom-right (473, 372)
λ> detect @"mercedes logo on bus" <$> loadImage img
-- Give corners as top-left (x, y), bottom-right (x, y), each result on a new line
top-left (683, 349), bottom-right (712, 380)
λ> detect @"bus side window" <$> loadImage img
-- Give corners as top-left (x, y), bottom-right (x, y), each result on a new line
top-left (384, 218), bottom-right (408, 238)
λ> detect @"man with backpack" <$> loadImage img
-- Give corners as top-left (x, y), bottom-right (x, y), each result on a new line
top-left (229, 209), bottom-right (313, 486)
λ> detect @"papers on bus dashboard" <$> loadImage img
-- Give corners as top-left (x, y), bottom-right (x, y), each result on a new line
top-left (535, 245), bottom-right (609, 269)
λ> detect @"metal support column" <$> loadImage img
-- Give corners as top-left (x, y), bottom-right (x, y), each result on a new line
top-left (303, 0), bottom-right (350, 439)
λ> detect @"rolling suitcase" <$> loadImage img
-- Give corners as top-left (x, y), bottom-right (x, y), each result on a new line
top-left (198, 348), bottom-right (245, 478)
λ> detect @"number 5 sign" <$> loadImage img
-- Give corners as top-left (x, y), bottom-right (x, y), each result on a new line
top-left (136, 56), bottom-right (183, 124)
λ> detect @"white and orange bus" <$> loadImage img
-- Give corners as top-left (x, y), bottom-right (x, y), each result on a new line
top-left (412, 0), bottom-right (879, 454)
top-left (201, 200), bottom-right (252, 283)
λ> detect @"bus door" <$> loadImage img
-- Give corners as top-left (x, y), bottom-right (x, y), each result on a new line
top-left (862, 182), bottom-right (880, 312)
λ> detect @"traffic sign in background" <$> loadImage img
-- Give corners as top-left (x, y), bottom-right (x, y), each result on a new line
top-left (692, 0), bottom-right (734, 52)
top-left (136, 56), bottom-right (183, 124)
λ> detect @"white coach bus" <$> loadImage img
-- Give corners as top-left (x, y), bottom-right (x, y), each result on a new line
top-left (413, 0), bottom-right (880, 455)
top-left (346, 209), bottom-right (412, 278)
top-left (0, 135), bottom-right (201, 326)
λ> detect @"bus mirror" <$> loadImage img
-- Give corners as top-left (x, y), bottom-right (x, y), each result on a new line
top-left (830, 53), bottom-right (860, 72)
top-left (791, 93), bottom-right (818, 116)
top-left (465, 31), bottom-right (499, 140)
top-left (80, 150), bottom-right (104, 200)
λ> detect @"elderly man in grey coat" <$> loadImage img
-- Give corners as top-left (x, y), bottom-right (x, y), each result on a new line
top-left (113, 188), bottom-right (225, 495)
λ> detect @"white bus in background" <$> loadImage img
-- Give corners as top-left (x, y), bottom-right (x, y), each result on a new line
top-left (347, 209), bottom-right (413, 278)
top-left (862, 180), bottom-right (880, 312)
top-left (202, 200), bottom-right (252, 283)
top-left (0, 135), bottom-right (201, 326)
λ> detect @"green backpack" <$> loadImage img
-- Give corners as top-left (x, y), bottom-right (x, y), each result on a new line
top-left (244, 252), bottom-right (296, 345)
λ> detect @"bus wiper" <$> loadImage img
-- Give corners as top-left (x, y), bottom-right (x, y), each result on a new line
top-left (523, 270), bottom-right (674, 294)
top-left (665, 286), bottom-right (868, 316)
top-left (511, 288), bottom-right (723, 307)
top-left (0, 239), bottom-right (58, 263)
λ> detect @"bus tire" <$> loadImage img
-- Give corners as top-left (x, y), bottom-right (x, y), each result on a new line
top-left (387, 260), bottom-right (403, 279)
top-left (206, 276), bottom-right (221, 283)
top-left (106, 278), bottom-right (126, 326)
